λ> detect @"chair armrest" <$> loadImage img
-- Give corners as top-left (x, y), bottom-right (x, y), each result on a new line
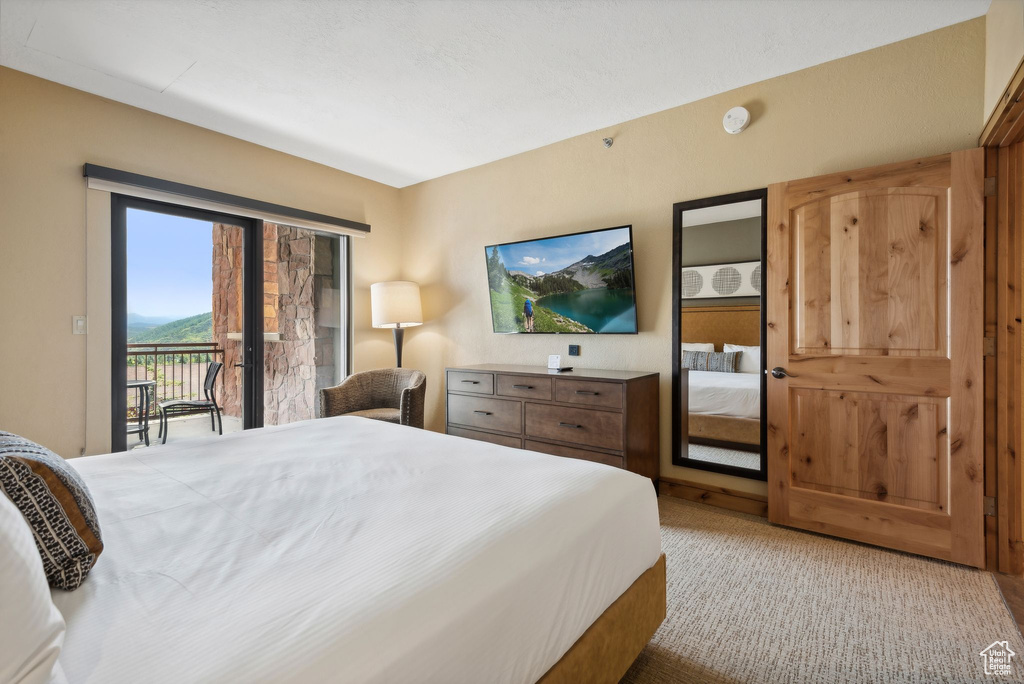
top-left (399, 377), bottom-right (426, 428)
top-left (319, 382), bottom-right (363, 418)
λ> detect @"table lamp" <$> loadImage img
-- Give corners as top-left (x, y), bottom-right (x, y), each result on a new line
top-left (370, 281), bottom-right (422, 368)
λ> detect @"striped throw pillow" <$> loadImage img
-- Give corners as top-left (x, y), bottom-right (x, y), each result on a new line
top-left (0, 432), bottom-right (103, 590)
top-left (681, 350), bottom-right (740, 373)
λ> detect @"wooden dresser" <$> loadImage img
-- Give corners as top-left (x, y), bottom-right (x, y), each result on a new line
top-left (445, 364), bottom-right (660, 483)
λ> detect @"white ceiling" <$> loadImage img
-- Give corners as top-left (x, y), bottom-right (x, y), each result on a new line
top-left (0, 0), bottom-right (989, 188)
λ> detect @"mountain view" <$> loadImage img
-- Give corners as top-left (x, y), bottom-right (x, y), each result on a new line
top-left (486, 229), bottom-right (637, 333)
top-left (127, 312), bottom-right (213, 343)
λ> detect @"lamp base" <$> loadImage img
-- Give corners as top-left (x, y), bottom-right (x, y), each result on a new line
top-left (393, 327), bottom-right (405, 368)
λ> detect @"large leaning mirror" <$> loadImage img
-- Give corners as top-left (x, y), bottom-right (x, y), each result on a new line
top-left (671, 190), bottom-right (767, 479)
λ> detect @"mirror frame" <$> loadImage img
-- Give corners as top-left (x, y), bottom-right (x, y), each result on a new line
top-left (671, 188), bottom-right (768, 480)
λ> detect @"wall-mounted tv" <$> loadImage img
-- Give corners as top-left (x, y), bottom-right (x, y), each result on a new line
top-left (485, 225), bottom-right (638, 334)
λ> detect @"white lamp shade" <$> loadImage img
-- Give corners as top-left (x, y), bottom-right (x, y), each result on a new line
top-left (371, 281), bottom-right (423, 328)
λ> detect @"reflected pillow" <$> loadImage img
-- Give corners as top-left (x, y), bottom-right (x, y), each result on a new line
top-left (724, 343), bottom-right (760, 374)
top-left (0, 432), bottom-right (103, 590)
top-left (681, 342), bottom-right (715, 353)
top-left (682, 350), bottom-right (739, 373)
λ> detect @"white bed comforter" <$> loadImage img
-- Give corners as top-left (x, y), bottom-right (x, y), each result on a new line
top-left (687, 370), bottom-right (761, 420)
top-left (52, 417), bottom-right (661, 684)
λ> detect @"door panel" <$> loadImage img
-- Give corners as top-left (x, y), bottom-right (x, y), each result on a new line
top-left (792, 188), bottom-right (947, 356)
top-left (790, 388), bottom-right (947, 512)
top-left (768, 150), bottom-right (985, 567)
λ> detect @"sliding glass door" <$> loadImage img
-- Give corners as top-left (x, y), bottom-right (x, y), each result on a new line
top-left (260, 223), bottom-right (347, 426)
top-left (111, 196), bottom-right (263, 452)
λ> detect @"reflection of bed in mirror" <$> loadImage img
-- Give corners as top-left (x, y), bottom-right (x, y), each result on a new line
top-left (680, 305), bottom-right (760, 451)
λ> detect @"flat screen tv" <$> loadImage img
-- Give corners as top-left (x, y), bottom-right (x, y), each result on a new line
top-left (485, 225), bottom-right (638, 334)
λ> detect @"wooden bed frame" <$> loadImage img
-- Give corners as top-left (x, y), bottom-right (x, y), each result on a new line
top-left (680, 305), bottom-right (761, 450)
top-left (538, 554), bottom-right (666, 683)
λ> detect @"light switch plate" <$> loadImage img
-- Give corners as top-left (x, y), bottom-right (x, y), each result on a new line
top-left (568, 344), bottom-right (580, 356)
top-left (72, 316), bottom-right (87, 335)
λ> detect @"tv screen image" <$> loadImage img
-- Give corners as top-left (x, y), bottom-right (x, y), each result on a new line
top-left (485, 225), bottom-right (638, 334)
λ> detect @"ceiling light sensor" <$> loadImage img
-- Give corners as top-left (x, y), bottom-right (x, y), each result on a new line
top-left (602, 137), bottom-right (614, 148)
top-left (723, 106), bottom-right (751, 135)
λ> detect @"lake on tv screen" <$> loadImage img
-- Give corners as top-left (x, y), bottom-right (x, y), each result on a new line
top-left (485, 228), bottom-right (637, 333)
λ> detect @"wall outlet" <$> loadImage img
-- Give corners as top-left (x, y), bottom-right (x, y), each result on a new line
top-left (72, 316), bottom-right (87, 335)
top-left (568, 344), bottom-right (580, 356)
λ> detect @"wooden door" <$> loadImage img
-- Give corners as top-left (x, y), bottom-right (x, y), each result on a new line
top-left (766, 149), bottom-right (986, 567)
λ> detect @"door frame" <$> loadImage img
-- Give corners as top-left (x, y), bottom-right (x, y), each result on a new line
top-left (110, 194), bottom-right (264, 452)
top-left (671, 188), bottom-right (768, 480)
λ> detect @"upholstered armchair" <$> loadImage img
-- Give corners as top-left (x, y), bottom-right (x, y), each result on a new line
top-left (319, 368), bottom-right (426, 428)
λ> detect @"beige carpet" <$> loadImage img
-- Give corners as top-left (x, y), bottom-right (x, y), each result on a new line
top-left (687, 443), bottom-right (760, 471)
top-left (622, 497), bottom-right (1024, 683)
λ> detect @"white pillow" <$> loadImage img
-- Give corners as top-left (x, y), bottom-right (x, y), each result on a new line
top-left (681, 342), bottom-right (715, 353)
top-left (0, 493), bottom-right (65, 684)
top-left (724, 343), bottom-right (761, 374)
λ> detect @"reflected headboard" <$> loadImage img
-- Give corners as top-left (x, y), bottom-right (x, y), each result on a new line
top-left (680, 305), bottom-right (760, 350)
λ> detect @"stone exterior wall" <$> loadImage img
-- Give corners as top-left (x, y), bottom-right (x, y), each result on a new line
top-left (212, 223), bottom-right (244, 418)
top-left (212, 222), bottom-right (338, 425)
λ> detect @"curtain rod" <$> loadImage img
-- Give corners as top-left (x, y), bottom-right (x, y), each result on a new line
top-left (83, 164), bottom-right (370, 235)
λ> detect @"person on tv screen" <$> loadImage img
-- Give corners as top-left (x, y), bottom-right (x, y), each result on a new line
top-left (523, 298), bottom-right (534, 332)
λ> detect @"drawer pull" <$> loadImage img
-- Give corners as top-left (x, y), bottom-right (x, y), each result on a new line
top-left (558, 422), bottom-right (582, 429)
top-left (512, 384), bottom-right (534, 390)
top-left (462, 380), bottom-right (480, 384)
top-left (575, 390), bottom-right (598, 396)
top-left (474, 410), bottom-right (492, 416)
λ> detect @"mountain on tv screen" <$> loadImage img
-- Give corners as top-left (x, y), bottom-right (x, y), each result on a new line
top-left (484, 225), bottom-right (638, 334)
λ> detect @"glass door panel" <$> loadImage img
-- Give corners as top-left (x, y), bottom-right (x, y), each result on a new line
top-left (261, 222), bottom-right (346, 425)
top-left (113, 198), bottom-right (259, 451)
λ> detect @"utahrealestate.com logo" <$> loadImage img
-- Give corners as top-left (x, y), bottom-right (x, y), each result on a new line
top-left (980, 641), bottom-right (1016, 676)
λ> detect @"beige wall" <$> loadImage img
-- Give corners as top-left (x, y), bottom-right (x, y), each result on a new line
top-left (0, 66), bottom-right (403, 458)
top-left (985, 0), bottom-right (1024, 125)
top-left (398, 19), bottom-right (985, 496)
top-left (0, 19), bottom-right (988, 494)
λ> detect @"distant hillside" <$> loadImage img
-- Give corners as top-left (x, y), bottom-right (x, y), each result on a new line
top-left (128, 312), bottom-right (213, 343)
top-left (506, 241), bottom-right (633, 293)
top-left (127, 312), bottom-right (176, 339)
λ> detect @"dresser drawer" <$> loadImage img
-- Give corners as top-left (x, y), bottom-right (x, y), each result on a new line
top-left (496, 374), bottom-right (552, 400)
top-left (448, 394), bottom-right (521, 434)
top-left (448, 426), bottom-right (522, 449)
top-left (525, 440), bottom-right (623, 468)
top-left (525, 403), bottom-right (623, 451)
top-left (448, 370), bottom-right (494, 395)
top-left (554, 379), bottom-right (623, 409)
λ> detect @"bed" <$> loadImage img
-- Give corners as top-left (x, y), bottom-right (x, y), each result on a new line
top-left (680, 305), bottom-right (762, 449)
top-left (50, 416), bottom-right (665, 683)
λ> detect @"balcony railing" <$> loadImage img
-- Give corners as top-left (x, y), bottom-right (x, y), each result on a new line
top-left (126, 342), bottom-right (225, 419)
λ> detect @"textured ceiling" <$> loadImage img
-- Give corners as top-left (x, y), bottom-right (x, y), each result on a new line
top-left (0, 0), bottom-right (989, 188)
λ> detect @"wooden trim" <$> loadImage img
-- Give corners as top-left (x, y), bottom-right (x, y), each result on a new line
top-left (537, 554), bottom-right (666, 684)
top-left (981, 54), bottom-right (1024, 148)
top-left (996, 144), bottom-right (1024, 575)
top-left (659, 477), bottom-right (768, 517)
top-left (986, 147), bottom-right (1000, 572)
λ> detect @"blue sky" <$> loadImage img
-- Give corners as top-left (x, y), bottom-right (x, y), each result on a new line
top-left (126, 208), bottom-right (214, 319)
top-left (489, 227), bottom-right (630, 275)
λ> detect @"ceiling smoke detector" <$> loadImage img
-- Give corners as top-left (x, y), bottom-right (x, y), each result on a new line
top-left (722, 106), bottom-right (750, 134)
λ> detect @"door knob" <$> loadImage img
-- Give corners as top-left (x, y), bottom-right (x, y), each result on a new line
top-left (771, 367), bottom-right (791, 379)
